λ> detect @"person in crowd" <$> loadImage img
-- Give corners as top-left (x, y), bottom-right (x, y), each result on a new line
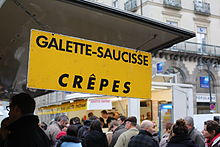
top-left (146, 112), bottom-right (152, 120)
top-left (78, 120), bottom-right (91, 140)
top-left (89, 115), bottom-right (99, 121)
top-left (46, 114), bottom-right (69, 147)
top-left (152, 121), bottom-right (160, 144)
top-left (167, 118), bottom-right (196, 147)
top-left (49, 115), bottom-right (61, 125)
top-left (108, 112), bottom-right (115, 119)
top-left (202, 120), bottom-right (220, 147)
top-left (213, 116), bottom-right (220, 123)
top-left (55, 125), bottom-right (69, 143)
top-left (56, 130), bottom-right (67, 141)
top-left (5, 93), bottom-right (50, 147)
top-left (70, 117), bottom-right (83, 130)
top-left (39, 122), bottom-right (48, 131)
top-left (128, 120), bottom-right (159, 147)
top-left (159, 122), bottom-right (173, 147)
top-left (100, 110), bottom-right (112, 128)
top-left (87, 112), bottom-right (94, 120)
top-left (184, 116), bottom-right (205, 147)
top-left (84, 120), bottom-right (108, 147)
top-left (106, 120), bottom-right (119, 146)
top-left (109, 115), bottom-right (127, 147)
top-left (56, 125), bottom-right (82, 147)
top-left (0, 117), bottom-right (11, 146)
top-left (117, 115), bottom-right (127, 129)
top-left (113, 112), bottom-right (120, 120)
top-left (114, 116), bottom-right (139, 147)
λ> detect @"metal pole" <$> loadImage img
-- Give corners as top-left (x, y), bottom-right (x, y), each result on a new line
top-left (140, 0), bottom-right (143, 15)
top-left (207, 61), bottom-right (214, 112)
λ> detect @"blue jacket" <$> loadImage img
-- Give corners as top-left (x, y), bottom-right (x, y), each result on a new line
top-left (57, 135), bottom-right (82, 147)
top-left (61, 142), bottom-right (82, 147)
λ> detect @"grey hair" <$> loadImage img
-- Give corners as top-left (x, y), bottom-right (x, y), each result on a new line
top-left (58, 115), bottom-right (69, 122)
top-left (184, 116), bottom-right (194, 127)
top-left (141, 120), bottom-right (153, 129)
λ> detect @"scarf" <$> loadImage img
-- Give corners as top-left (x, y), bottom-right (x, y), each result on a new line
top-left (206, 133), bottom-right (220, 147)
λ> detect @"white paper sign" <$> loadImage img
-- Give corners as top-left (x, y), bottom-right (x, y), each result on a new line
top-left (87, 99), bottom-right (112, 110)
top-left (196, 93), bottom-right (216, 102)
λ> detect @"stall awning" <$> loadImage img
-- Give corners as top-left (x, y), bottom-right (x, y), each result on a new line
top-left (0, 0), bottom-right (195, 98)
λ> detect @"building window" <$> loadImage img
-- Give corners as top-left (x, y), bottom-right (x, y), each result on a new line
top-left (197, 26), bottom-right (207, 53)
top-left (166, 20), bottom-right (178, 50)
top-left (113, 0), bottom-right (119, 8)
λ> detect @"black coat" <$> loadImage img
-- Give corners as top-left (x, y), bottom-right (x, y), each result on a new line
top-left (6, 115), bottom-right (50, 147)
top-left (167, 135), bottom-right (197, 147)
top-left (84, 130), bottom-right (108, 147)
top-left (128, 130), bottom-right (159, 147)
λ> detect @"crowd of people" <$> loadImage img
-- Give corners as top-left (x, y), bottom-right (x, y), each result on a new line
top-left (0, 92), bottom-right (220, 147)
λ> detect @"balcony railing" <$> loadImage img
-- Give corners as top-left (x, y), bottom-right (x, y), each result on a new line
top-left (194, 0), bottom-right (210, 16)
top-left (165, 42), bottom-right (220, 57)
top-left (124, 0), bottom-right (137, 12)
top-left (163, 0), bottom-right (182, 10)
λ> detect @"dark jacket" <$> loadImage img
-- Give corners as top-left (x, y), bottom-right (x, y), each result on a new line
top-left (56, 135), bottom-right (82, 147)
top-left (6, 114), bottom-right (50, 147)
top-left (74, 123), bottom-right (83, 131)
top-left (188, 127), bottom-right (205, 147)
top-left (78, 125), bottom-right (90, 139)
top-left (99, 117), bottom-right (114, 128)
top-left (167, 135), bottom-right (197, 147)
top-left (128, 130), bottom-right (159, 147)
top-left (109, 124), bottom-right (127, 147)
top-left (84, 130), bottom-right (108, 147)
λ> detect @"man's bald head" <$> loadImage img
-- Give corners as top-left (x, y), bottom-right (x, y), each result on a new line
top-left (141, 120), bottom-right (155, 134)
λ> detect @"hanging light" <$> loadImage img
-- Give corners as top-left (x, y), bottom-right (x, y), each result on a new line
top-left (197, 61), bottom-right (204, 70)
top-left (214, 64), bottom-right (220, 72)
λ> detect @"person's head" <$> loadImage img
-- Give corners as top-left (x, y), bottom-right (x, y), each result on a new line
top-left (70, 117), bottom-right (81, 125)
top-left (54, 115), bottom-right (60, 121)
top-left (101, 110), bottom-right (108, 118)
top-left (39, 122), bottom-right (48, 130)
top-left (172, 118), bottom-right (188, 136)
top-left (202, 120), bottom-right (220, 140)
top-left (146, 112), bottom-right (151, 119)
top-left (83, 120), bottom-right (92, 126)
top-left (67, 125), bottom-right (78, 137)
top-left (152, 121), bottom-right (157, 132)
top-left (88, 112), bottom-right (94, 118)
top-left (114, 112), bottom-right (120, 119)
top-left (108, 120), bottom-right (119, 132)
top-left (57, 115), bottom-right (69, 128)
top-left (141, 120), bottom-right (155, 134)
top-left (165, 122), bottom-right (173, 133)
top-left (90, 120), bottom-right (103, 133)
top-left (108, 112), bottom-right (115, 118)
top-left (117, 115), bottom-right (126, 125)
top-left (89, 115), bottom-right (98, 121)
top-left (184, 116), bottom-right (194, 129)
top-left (125, 116), bottom-right (137, 129)
top-left (7, 93), bottom-right (35, 122)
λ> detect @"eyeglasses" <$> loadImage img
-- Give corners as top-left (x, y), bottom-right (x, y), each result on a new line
top-left (6, 105), bottom-right (14, 111)
top-left (6, 106), bottom-right (10, 111)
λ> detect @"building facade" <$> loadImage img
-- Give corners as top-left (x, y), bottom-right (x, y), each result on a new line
top-left (93, 0), bottom-right (220, 114)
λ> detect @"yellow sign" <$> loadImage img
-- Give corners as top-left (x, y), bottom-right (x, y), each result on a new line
top-left (38, 100), bottom-right (87, 115)
top-left (28, 29), bottom-right (152, 99)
